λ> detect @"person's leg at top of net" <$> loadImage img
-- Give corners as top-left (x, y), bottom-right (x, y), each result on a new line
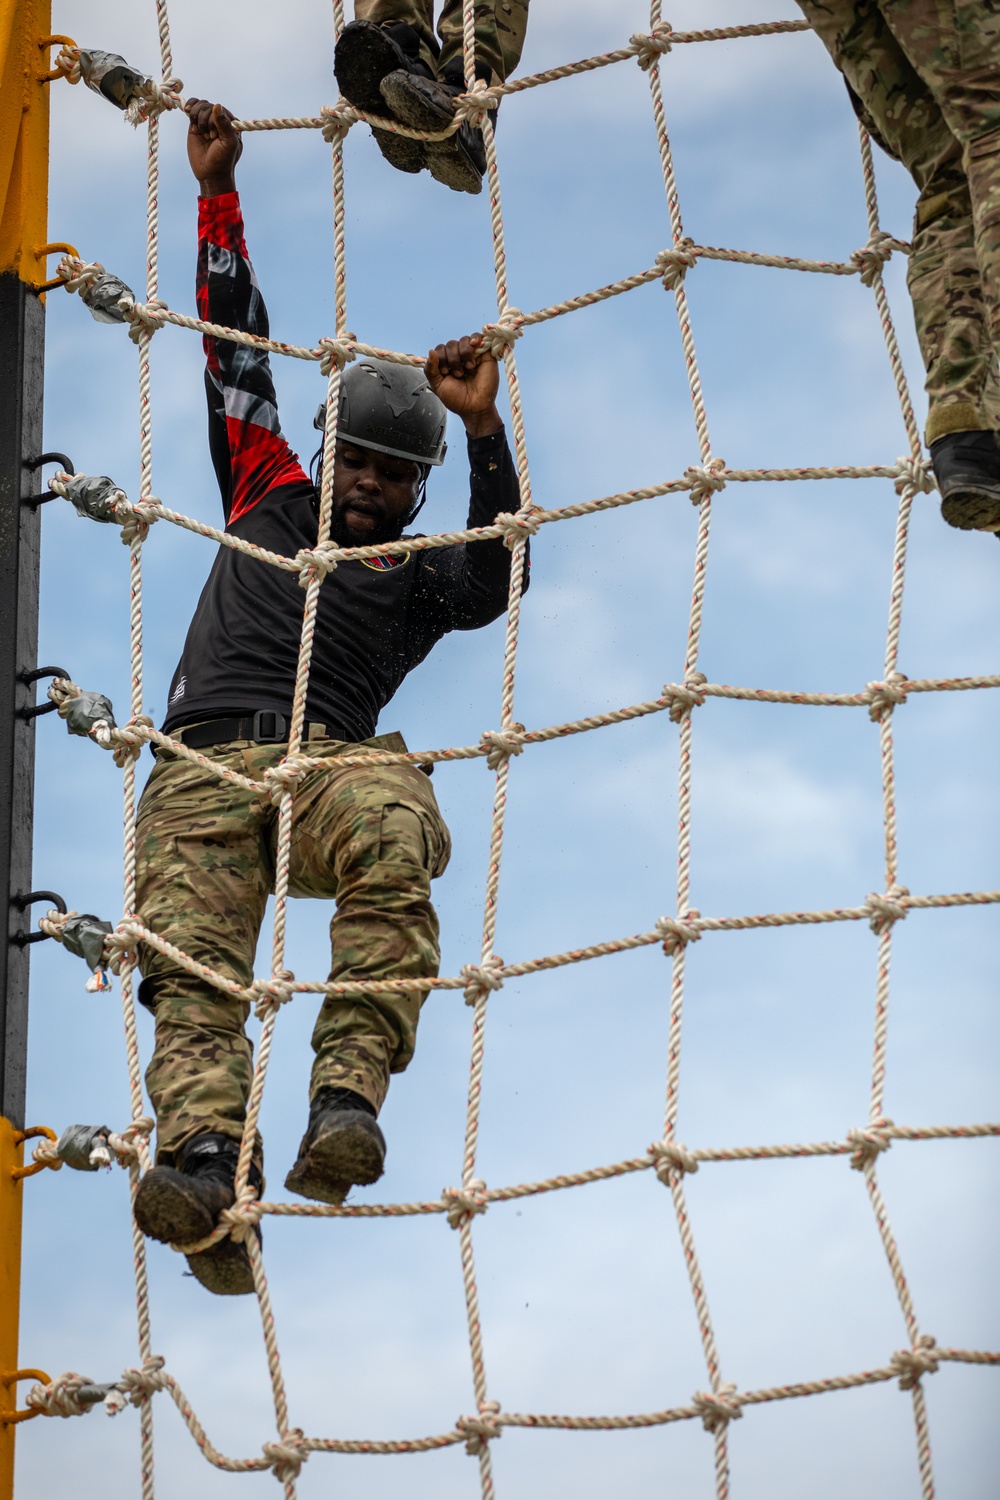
top-left (797, 0), bottom-right (1000, 533)
top-left (336, 0), bottom-right (530, 193)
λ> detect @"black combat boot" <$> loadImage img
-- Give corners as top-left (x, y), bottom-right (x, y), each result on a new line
top-left (134, 1133), bottom-right (262, 1297)
top-left (930, 430), bottom-right (1000, 532)
top-left (334, 20), bottom-right (435, 175)
top-left (284, 1087), bottom-right (386, 1205)
top-left (380, 58), bottom-right (493, 195)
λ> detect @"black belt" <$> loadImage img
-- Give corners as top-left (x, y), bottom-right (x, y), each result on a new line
top-left (175, 711), bottom-right (329, 751)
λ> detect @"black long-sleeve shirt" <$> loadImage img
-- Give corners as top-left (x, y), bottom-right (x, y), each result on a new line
top-left (162, 192), bottom-right (524, 740)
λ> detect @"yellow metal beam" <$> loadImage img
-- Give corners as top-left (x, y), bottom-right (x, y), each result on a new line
top-left (0, 8), bottom-right (54, 1491)
top-left (0, 1116), bottom-right (27, 1493)
top-left (0, 0), bottom-right (52, 283)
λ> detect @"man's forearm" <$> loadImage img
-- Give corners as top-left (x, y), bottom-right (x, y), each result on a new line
top-left (462, 403), bottom-right (503, 441)
top-left (199, 171), bottom-right (237, 198)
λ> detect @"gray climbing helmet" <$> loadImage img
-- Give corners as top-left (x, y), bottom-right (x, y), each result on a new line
top-left (313, 357), bottom-right (447, 466)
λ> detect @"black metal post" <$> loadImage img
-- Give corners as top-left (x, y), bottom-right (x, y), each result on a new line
top-left (0, 273), bottom-right (45, 1130)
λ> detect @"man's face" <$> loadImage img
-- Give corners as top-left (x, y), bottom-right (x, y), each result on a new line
top-left (328, 441), bottom-right (422, 547)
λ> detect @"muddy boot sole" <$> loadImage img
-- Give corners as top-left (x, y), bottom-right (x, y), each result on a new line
top-left (939, 487), bottom-right (1000, 531)
top-left (134, 1166), bottom-right (217, 1244)
top-left (335, 21), bottom-right (425, 174)
top-left (134, 1166), bottom-right (255, 1297)
top-left (284, 1111), bottom-right (386, 1206)
top-left (372, 127), bottom-right (425, 175)
top-left (185, 1235), bottom-right (257, 1297)
top-left (425, 137), bottom-right (485, 195)
top-left (335, 20), bottom-right (404, 112)
top-left (381, 70), bottom-right (455, 130)
top-left (381, 70), bottom-right (483, 193)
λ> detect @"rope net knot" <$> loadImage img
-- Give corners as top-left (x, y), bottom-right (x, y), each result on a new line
top-left (262, 755), bottom-right (312, 805)
top-left (173, 1185), bottom-right (262, 1256)
top-left (26, 1372), bottom-right (95, 1419)
top-left (480, 307), bottom-right (525, 357)
top-left (37, 905), bottom-right (73, 942)
top-left (251, 970), bottom-right (297, 1019)
top-left (631, 24), bottom-right (673, 70)
top-left (262, 1428), bottom-right (308, 1483)
top-left (865, 672), bottom-right (909, 721)
top-left (320, 101), bottom-right (360, 143)
top-left (115, 1356), bottom-right (168, 1407)
top-left (461, 956), bottom-right (505, 1006)
top-left (106, 1115), bottom-right (155, 1164)
top-left (850, 229), bottom-right (905, 286)
top-left (864, 885), bottom-right (909, 935)
top-left (102, 714), bottom-right (154, 768)
top-left (480, 724), bottom-right (526, 769)
top-left (685, 458), bottom-right (727, 505)
top-left (691, 1382), bottom-right (743, 1433)
top-left (454, 80), bottom-right (501, 128)
top-left (125, 77), bottom-right (184, 128)
top-left (655, 910), bottom-right (703, 955)
top-left (662, 676), bottom-right (707, 723)
top-left (126, 296), bottom-right (169, 343)
top-left (894, 453), bottom-right (935, 495)
top-left (456, 1399), bottom-right (502, 1454)
top-left (105, 920), bottom-right (141, 975)
top-left (30, 1136), bottom-right (64, 1170)
top-left (495, 508), bottom-right (540, 549)
top-left (890, 1335), bottom-right (940, 1390)
top-left (656, 238), bottom-right (698, 290)
top-left (118, 498), bottom-right (160, 545)
top-left (847, 1116), bottom-right (895, 1171)
top-left (317, 334), bottom-right (358, 374)
top-left (54, 43), bottom-right (82, 82)
top-left (442, 1179), bottom-right (489, 1229)
top-left (294, 540), bottom-right (341, 587)
top-left (57, 255), bottom-right (105, 295)
top-left (649, 1139), bottom-right (700, 1185)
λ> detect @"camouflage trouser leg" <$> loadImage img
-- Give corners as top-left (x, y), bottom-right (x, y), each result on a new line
top-left (352, 0), bottom-right (529, 82)
top-left (135, 734), bottom-right (450, 1162)
top-left (277, 743), bottom-right (451, 1112)
top-left (136, 746), bottom-right (272, 1165)
top-left (797, 1), bottom-right (1000, 442)
top-left (436, 0), bottom-right (530, 84)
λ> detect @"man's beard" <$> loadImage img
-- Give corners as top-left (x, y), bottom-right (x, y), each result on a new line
top-left (328, 501), bottom-right (407, 549)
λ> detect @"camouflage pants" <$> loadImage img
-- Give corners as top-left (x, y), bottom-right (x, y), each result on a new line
top-left (135, 732), bottom-right (451, 1163)
top-left (353, 0), bottom-right (529, 84)
top-left (797, 1), bottom-right (1000, 442)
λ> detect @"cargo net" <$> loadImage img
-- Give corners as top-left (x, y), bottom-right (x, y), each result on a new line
top-left (23, 3), bottom-right (1000, 1498)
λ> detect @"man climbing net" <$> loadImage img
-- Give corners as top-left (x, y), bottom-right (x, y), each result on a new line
top-left (13, 4), bottom-right (999, 1500)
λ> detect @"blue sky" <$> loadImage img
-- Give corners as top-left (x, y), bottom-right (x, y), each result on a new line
top-left (16, 3), bottom-right (999, 1497)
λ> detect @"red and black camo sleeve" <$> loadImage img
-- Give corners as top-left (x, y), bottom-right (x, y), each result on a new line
top-left (197, 192), bottom-right (309, 524)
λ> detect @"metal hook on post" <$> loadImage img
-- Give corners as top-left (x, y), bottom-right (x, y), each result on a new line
top-left (36, 34), bottom-right (79, 85)
top-left (16, 666), bottom-right (71, 721)
top-left (10, 892), bottom-right (68, 947)
top-left (31, 245), bottom-right (80, 295)
top-left (23, 452), bottom-right (75, 506)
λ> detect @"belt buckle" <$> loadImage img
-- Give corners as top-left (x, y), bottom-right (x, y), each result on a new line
top-left (251, 710), bottom-right (287, 743)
